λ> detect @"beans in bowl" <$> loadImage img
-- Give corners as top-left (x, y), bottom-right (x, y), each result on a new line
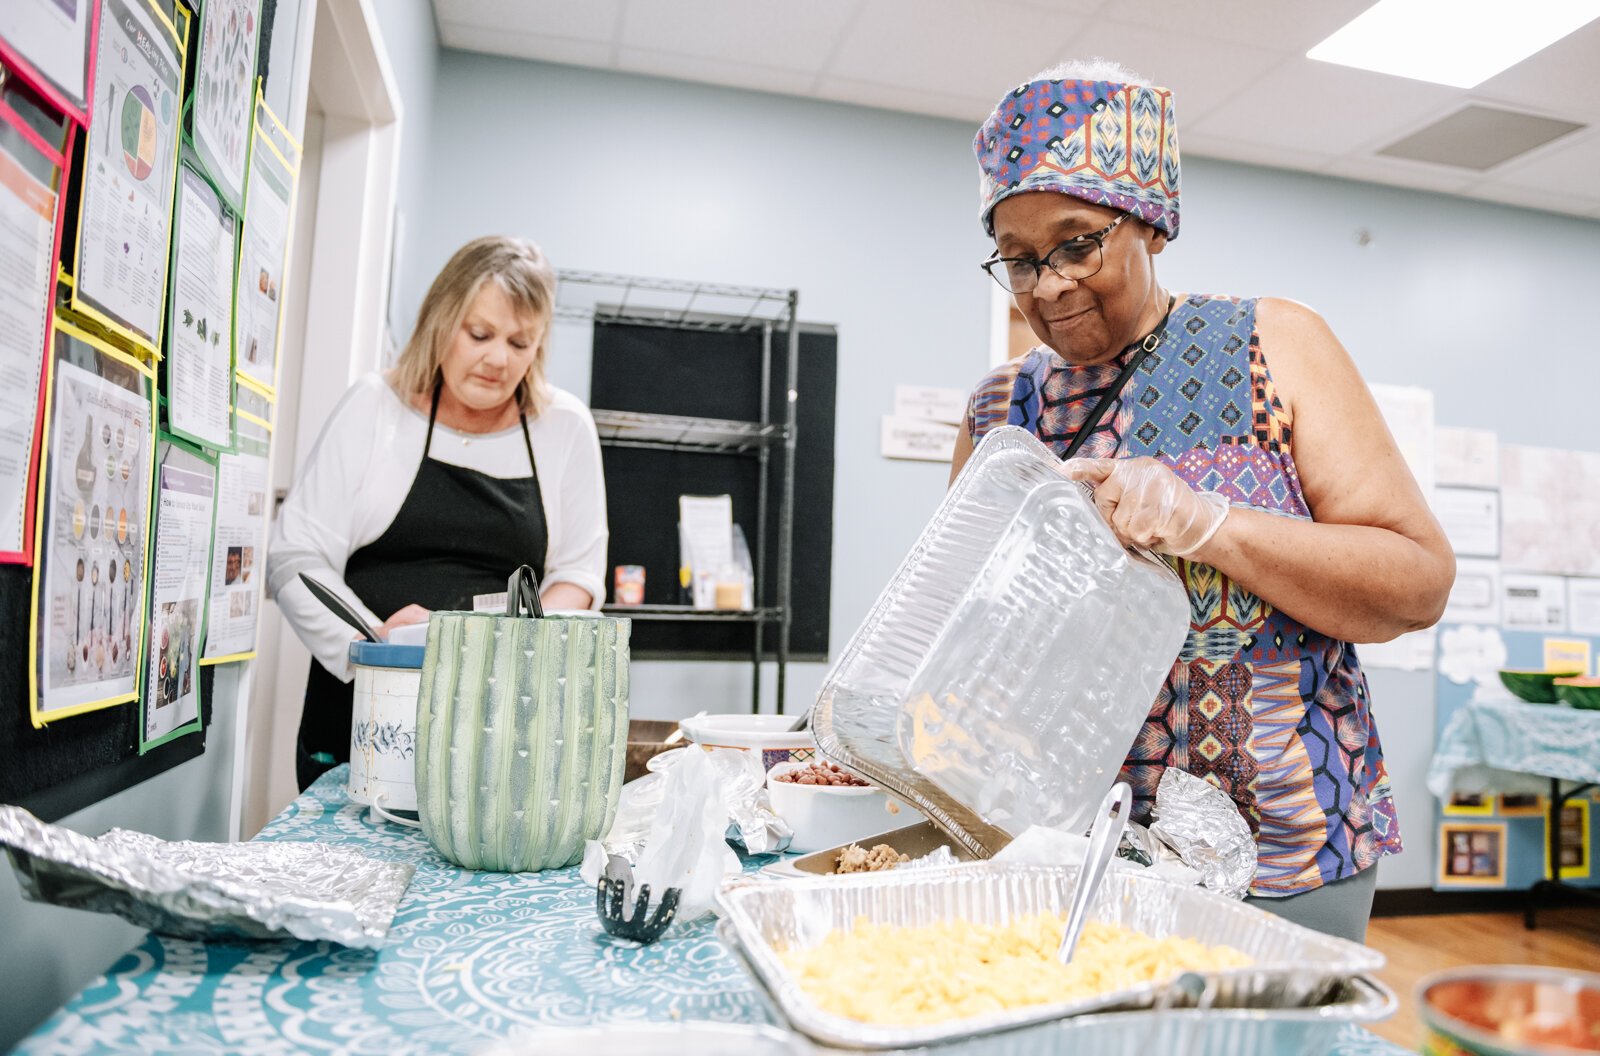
top-left (775, 762), bottom-right (871, 787)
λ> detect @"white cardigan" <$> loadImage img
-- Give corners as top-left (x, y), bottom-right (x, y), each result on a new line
top-left (267, 373), bottom-right (608, 681)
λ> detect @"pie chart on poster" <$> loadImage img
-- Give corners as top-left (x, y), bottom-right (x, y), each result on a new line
top-left (121, 85), bottom-right (158, 180)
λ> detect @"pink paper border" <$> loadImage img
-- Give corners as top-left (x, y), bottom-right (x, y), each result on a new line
top-left (0, 0), bottom-right (101, 128)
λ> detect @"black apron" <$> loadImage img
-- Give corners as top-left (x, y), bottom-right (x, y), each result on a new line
top-left (296, 384), bottom-right (548, 790)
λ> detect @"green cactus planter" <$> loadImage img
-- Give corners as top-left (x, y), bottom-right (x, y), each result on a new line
top-left (414, 607), bottom-right (630, 872)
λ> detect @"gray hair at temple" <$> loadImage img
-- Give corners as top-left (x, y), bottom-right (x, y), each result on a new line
top-left (1028, 58), bottom-right (1151, 86)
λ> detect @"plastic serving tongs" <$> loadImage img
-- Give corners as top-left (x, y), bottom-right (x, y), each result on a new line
top-left (1056, 781), bottom-right (1133, 965)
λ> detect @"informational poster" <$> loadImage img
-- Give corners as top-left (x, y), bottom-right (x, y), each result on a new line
top-left (1369, 383), bottom-right (1435, 495)
top-left (166, 163), bottom-right (235, 449)
top-left (201, 433), bottom-right (267, 661)
top-left (0, 118), bottom-right (62, 562)
top-left (1502, 573), bottom-right (1567, 633)
top-left (1432, 486), bottom-right (1500, 559)
top-left (881, 415), bottom-right (959, 461)
top-left (0, 0), bottom-right (98, 121)
top-left (73, 0), bottom-right (182, 347)
top-left (1435, 426), bottom-right (1499, 489)
top-left (141, 438), bottom-right (215, 750)
top-left (32, 324), bottom-right (153, 722)
top-left (1501, 445), bottom-right (1600, 577)
top-left (1443, 557), bottom-right (1501, 626)
top-left (1570, 579), bottom-right (1600, 638)
top-left (190, 0), bottom-right (259, 212)
top-left (234, 95), bottom-right (297, 391)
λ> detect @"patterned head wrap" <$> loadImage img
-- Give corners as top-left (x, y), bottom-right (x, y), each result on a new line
top-left (975, 77), bottom-right (1181, 240)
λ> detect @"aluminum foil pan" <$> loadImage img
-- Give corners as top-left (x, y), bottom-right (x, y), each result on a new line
top-left (0, 805), bottom-right (414, 948)
top-left (718, 922), bottom-right (1394, 1055)
top-left (715, 862), bottom-right (1384, 1050)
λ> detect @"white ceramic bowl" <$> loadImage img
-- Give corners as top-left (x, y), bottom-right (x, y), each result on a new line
top-left (765, 760), bottom-right (919, 854)
top-left (678, 713), bottom-right (816, 772)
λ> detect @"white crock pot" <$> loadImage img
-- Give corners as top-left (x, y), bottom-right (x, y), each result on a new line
top-left (347, 640), bottom-right (425, 820)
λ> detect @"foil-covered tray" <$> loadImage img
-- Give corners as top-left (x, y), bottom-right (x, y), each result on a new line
top-left (0, 805), bottom-right (415, 948)
top-left (716, 863), bottom-right (1384, 1050)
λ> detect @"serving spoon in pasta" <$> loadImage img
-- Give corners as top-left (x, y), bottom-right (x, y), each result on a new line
top-left (1057, 781), bottom-right (1133, 965)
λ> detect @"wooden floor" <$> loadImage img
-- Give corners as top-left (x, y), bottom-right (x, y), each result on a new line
top-left (1364, 906), bottom-right (1600, 1048)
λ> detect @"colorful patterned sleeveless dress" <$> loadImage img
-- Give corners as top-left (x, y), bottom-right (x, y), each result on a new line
top-left (965, 294), bottom-right (1401, 897)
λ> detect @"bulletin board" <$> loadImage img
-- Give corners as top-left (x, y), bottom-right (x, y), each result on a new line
top-left (0, 0), bottom-right (287, 820)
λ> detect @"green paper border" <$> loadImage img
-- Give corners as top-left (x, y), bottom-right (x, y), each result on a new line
top-left (164, 153), bottom-right (238, 453)
top-left (186, 0), bottom-right (262, 216)
top-left (139, 431), bottom-right (218, 752)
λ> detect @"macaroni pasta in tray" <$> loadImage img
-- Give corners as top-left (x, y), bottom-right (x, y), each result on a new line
top-left (780, 913), bottom-right (1252, 1026)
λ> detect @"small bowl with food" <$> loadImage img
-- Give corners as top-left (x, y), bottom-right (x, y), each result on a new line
top-left (766, 760), bottom-right (917, 854)
top-left (1419, 965), bottom-right (1600, 1055)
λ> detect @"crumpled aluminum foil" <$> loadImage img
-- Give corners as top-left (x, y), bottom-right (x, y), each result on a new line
top-left (1147, 768), bottom-right (1257, 900)
top-left (0, 804), bottom-right (415, 948)
top-left (899, 845), bottom-right (958, 870)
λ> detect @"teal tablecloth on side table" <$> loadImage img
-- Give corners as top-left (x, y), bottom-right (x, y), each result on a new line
top-left (19, 767), bottom-right (1416, 1055)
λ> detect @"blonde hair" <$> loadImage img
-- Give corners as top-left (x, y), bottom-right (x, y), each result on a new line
top-left (392, 235), bottom-right (558, 416)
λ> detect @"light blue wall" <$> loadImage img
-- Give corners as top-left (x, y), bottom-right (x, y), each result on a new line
top-left (379, 39), bottom-right (1600, 895)
top-left (370, 0), bottom-right (440, 330)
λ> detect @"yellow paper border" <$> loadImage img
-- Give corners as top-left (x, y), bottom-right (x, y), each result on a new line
top-left (1546, 797), bottom-right (1591, 881)
top-left (1437, 822), bottom-right (1507, 888)
top-left (1496, 793), bottom-right (1546, 817)
top-left (29, 314), bottom-right (160, 726)
top-left (1441, 792), bottom-right (1495, 817)
top-left (66, 0), bottom-right (191, 360)
top-left (197, 649), bottom-right (255, 666)
top-left (231, 86), bottom-right (302, 403)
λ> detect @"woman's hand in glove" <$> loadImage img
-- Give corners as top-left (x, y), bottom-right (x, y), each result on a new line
top-left (1062, 457), bottom-right (1229, 558)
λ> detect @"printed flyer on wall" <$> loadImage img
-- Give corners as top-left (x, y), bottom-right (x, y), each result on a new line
top-left (74, 0), bottom-right (182, 345)
top-left (142, 439), bottom-right (215, 750)
top-left (201, 434), bottom-right (266, 661)
top-left (190, 0), bottom-right (260, 211)
top-left (166, 163), bottom-right (235, 449)
top-left (234, 97), bottom-right (296, 391)
top-left (0, 122), bottom-right (61, 561)
top-left (35, 337), bottom-right (153, 719)
top-left (0, 0), bottom-right (97, 120)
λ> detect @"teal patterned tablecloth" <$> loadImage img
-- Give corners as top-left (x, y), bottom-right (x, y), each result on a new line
top-left (19, 767), bottom-right (1414, 1054)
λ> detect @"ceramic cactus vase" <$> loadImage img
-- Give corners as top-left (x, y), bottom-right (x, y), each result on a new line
top-left (414, 606), bottom-right (630, 872)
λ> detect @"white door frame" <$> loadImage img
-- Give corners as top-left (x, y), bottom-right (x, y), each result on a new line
top-left (237, 0), bottom-right (403, 838)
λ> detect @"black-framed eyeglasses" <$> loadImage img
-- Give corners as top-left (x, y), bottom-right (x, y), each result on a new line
top-left (981, 213), bottom-right (1130, 294)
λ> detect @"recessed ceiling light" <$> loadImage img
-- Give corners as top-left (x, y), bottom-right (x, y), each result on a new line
top-left (1307, 0), bottom-right (1600, 88)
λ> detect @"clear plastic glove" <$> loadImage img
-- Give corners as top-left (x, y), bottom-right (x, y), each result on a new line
top-left (1062, 457), bottom-right (1229, 558)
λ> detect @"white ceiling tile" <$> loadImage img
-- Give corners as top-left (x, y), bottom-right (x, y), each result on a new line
top-left (1061, 19), bottom-right (1289, 125)
top-left (812, 76), bottom-right (994, 123)
top-left (616, 48), bottom-right (821, 97)
top-left (1322, 155), bottom-right (1480, 195)
top-left (827, 0), bottom-right (1095, 102)
top-left (1458, 181), bottom-right (1600, 218)
top-left (1472, 18), bottom-right (1600, 118)
top-left (616, 0), bottom-right (861, 73)
top-left (1098, 0), bottom-right (1371, 53)
top-left (1189, 57), bottom-right (1462, 156)
top-left (1486, 128), bottom-right (1600, 193)
top-left (438, 24), bottom-right (615, 68)
top-left (433, 0), bottom-right (622, 42)
top-left (1180, 131), bottom-right (1334, 173)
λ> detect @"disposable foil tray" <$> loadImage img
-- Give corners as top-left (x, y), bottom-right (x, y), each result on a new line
top-left (814, 426), bottom-right (1191, 857)
top-left (715, 863), bottom-right (1385, 1050)
top-left (0, 805), bottom-right (415, 948)
top-left (720, 920), bottom-right (1394, 1056)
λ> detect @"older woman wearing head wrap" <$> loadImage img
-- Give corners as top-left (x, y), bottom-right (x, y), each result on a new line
top-left (954, 61), bottom-right (1454, 942)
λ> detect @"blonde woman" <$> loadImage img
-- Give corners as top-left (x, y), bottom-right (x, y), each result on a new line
top-left (268, 236), bottom-right (607, 790)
